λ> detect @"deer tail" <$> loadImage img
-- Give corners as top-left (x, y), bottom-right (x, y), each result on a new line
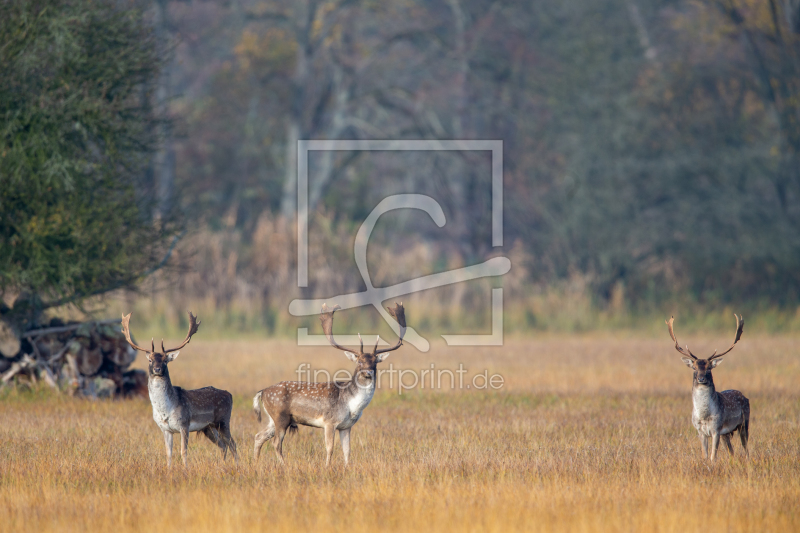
top-left (252, 391), bottom-right (263, 423)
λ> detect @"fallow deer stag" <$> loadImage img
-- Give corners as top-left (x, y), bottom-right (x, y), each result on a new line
top-left (253, 302), bottom-right (407, 466)
top-left (666, 314), bottom-right (749, 462)
top-left (121, 312), bottom-right (237, 466)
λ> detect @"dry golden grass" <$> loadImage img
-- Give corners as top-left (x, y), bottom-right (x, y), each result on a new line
top-left (2, 336), bottom-right (799, 532)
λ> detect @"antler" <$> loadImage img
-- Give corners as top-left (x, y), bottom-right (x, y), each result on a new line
top-left (320, 303), bottom-right (353, 353)
top-left (666, 316), bottom-right (697, 360)
top-left (162, 311), bottom-right (201, 354)
top-left (121, 313), bottom-right (150, 353)
top-left (708, 314), bottom-right (744, 361)
top-left (319, 302), bottom-right (407, 357)
top-left (374, 302), bottom-right (407, 356)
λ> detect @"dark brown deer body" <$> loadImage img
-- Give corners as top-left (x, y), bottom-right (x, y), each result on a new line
top-left (667, 315), bottom-right (750, 462)
top-left (253, 303), bottom-right (407, 466)
top-left (122, 312), bottom-right (237, 467)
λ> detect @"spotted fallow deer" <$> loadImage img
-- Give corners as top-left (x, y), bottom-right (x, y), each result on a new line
top-left (253, 302), bottom-right (407, 466)
top-left (666, 314), bottom-right (749, 462)
top-left (121, 312), bottom-right (238, 466)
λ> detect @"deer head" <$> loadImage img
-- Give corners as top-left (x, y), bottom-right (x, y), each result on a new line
top-left (319, 302), bottom-right (407, 385)
top-left (121, 311), bottom-right (201, 378)
top-left (666, 314), bottom-right (744, 386)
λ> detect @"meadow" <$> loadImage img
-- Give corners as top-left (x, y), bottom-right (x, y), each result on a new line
top-left (1, 334), bottom-right (799, 532)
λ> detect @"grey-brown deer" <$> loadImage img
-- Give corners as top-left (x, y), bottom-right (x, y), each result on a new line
top-left (666, 314), bottom-right (749, 462)
top-left (253, 302), bottom-right (407, 466)
top-left (121, 312), bottom-right (237, 466)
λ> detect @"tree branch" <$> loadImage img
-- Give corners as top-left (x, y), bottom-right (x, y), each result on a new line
top-left (40, 230), bottom-right (185, 311)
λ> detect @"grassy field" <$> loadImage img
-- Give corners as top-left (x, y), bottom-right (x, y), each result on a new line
top-left (1, 335), bottom-right (799, 532)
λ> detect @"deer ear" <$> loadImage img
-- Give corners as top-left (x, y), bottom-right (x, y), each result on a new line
top-left (344, 351), bottom-right (358, 363)
top-left (145, 352), bottom-right (154, 362)
top-left (710, 358), bottom-right (723, 368)
top-left (166, 351), bottom-right (180, 362)
top-left (681, 357), bottom-right (694, 368)
top-left (376, 352), bottom-right (391, 363)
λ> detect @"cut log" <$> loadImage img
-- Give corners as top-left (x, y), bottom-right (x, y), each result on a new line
top-left (4, 315), bottom-right (137, 398)
top-left (106, 343), bottom-right (137, 369)
top-left (46, 342), bottom-right (70, 365)
top-left (122, 369), bottom-right (148, 398)
top-left (0, 318), bottom-right (20, 358)
top-left (1, 361), bottom-right (24, 383)
top-left (68, 338), bottom-right (88, 355)
top-left (99, 337), bottom-right (115, 354)
top-left (39, 364), bottom-right (58, 389)
top-left (92, 377), bottom-right (118, 399)
top-left (63, 353), bottom-right (83, 393)
top-left (76, 346), bottom-right (103, 376)
top-left (33, 338), bottom-right (52, 359)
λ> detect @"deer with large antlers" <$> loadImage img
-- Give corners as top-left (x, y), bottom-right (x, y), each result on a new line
top-left (121, 312), bottom-right (237, 466)
top-left (666, 314), bottom-right (749, 462)
top-left (253, 302), bottom-right (407, 466)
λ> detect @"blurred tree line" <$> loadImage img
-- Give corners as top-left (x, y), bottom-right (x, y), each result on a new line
top-left (166, 0), bottom-right (800, 307)
top-left (4, 0), bottom-right (800, 319)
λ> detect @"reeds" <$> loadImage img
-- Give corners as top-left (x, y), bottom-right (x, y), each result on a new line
top-left (42, 211), bottom-right (800, 338)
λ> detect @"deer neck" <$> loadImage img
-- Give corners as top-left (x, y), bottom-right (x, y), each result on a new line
top-left (148, 368), bottom-right (178, 406)
top-left (691, 373), bottom-right (720, 418)
top-left (340, 371), bottom-right (376, 416)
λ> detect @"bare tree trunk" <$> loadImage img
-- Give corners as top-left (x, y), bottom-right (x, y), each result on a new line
top-left (280, 1), bottom-right (314, 219)
top-left (627, 2), bottom-right (658, 61)
top-left (445, 0), bottom-right (473, 258)
top-left (153, 0), bottom-right (174, 222)
top-left (308, 65), bottom-right (350, 211)
top-left (784, 0), bottom-right (800, 33)
top-left (446, 0), bottom-right (468, 138)
top-left (280, 120), bottom-right (301, 218)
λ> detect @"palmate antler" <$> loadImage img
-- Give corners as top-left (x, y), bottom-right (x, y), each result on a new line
top-left (121, 313), bottom-right (152, 353)
top-left (319, 302), bottom-right (407, 356)
top-left (121, 311), bottom-right (200, 354)
top-left (374, 302), bottom-right (406, 356)
top-left (708, 314), bottom-right (744, 361)
top-left (666, 314), bottom-right (744, 360)
top-left (666, 316), bottom-right (696, 360)
top-left (162, 311), bottom-right (201, 354)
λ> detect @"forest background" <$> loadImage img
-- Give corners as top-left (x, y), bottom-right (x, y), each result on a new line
top-left (5, 0), bottom-right (800, 338)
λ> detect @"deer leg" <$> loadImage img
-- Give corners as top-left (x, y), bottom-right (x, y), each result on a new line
top-left (339, 428), bottom-right (351, 467)
top-left (202, 426), bottom-right (229, 460)
top-left (180, 428), bottom-right (189, 467)
top-left (202, 426), bottom-right (221, 445)
top-left (222, 422), bottom-right (238, 464)
top-left (273, 426), bottom-right (287, 465)
top-left (699, 434), bottom-right (708, 460)
top-left (739, 410), bottom-right (750, 458)
top-left (723, 433), bottom-right (734, 456)
top-left (217, 397), bottom-right (236, 463)
top-left (740, 423), bottom-right (749, 457)
top-left (254, 429), bottom-right (274, 461)
top-left (163, 431), bottom-right (173, 467)
top-left (710, 433), bottom-right (720, 462)
top-left (324, 424), bottom-right (336, 467)
top-left (216, 421), bottom-right (237, 463)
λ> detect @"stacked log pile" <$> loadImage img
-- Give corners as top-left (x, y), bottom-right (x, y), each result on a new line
top-left (0, 317), bottom-right (148, 399)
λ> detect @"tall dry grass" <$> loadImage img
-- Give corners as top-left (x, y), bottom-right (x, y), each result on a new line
top-left (1, 336), bottom-right (799, 532)
top-left (48, 211), bottom-right (800, 338)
